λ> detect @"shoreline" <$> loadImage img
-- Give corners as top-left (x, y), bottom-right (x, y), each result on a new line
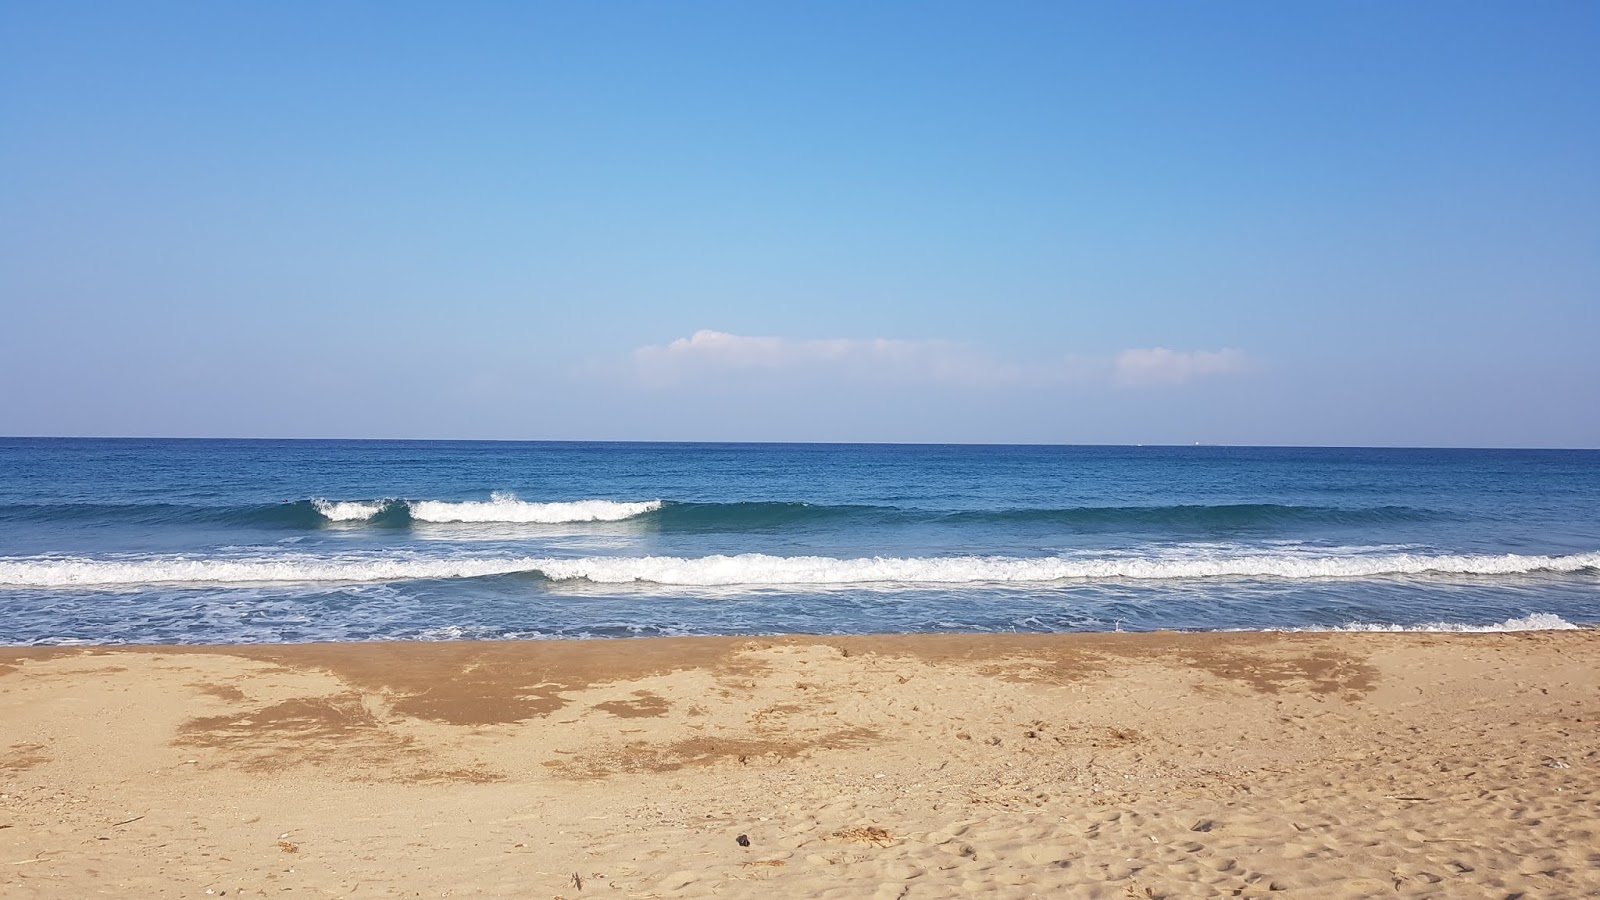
top-left (4, 630), bottom-right (1597, 897)
top-left (1, 611), bottom-right (1585, 653)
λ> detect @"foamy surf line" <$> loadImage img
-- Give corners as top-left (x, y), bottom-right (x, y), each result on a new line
top-left (1282, 613), bottom-right (1581, 633)
top-left (311, 495), bottom-right (662, 523)
top-left (3, 549), bottom-right (1598, 588)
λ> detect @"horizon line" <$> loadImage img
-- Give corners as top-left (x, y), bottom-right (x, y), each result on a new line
top-left (2, 435), bottom-right (1596, 452)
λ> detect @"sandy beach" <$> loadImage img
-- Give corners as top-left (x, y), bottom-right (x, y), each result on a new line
top-left (2, 631), bottom-right (1597, 898)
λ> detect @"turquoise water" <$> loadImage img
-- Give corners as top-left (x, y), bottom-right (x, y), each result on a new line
top-left (1, 439), bottom-right (1596, 645)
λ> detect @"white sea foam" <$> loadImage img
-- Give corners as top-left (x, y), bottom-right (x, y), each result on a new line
top-left (2, 549), bottom-right (1597, 589)
top-left (529, 551), bottom-right (1600, 585)
top-left (1297, 613), bottom-right (1580, 633)
top-left (307, 494), bottom-right (662, 524)
top-left (0, 555), bottom-right (543, 587)
top-left (310, 499), bottom-right (388, 521)
top-left (407, 494), bottom-right (662, 524)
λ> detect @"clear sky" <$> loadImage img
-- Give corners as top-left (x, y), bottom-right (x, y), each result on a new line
top-left (3, 1), bottom-right (1596, 446)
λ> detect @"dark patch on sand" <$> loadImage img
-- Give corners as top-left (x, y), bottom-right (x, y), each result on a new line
top-left (193, 682), bottom-right (248, 702)
top-left (3, 743), bottom-right (50, 771)
top-left (208, 639), bottom-right (768, 726)
top-left (593, 691), bottom-right (671, 718)
top-left (175, 689), bottom-right (505, 782)
top-left (412, 766), bottom-right (504, 784)
top-left (750, 703), bottom-right (809, 728)
top-left (1174, 646), bottom-right (1377, 699)
top-left (813, 633), bottom-right (1375, 700)
top-left (811, 634), bottom-right (1112, 684)
top-left (177, 692), bottom-right (419, 775)
top-left (548, 726), bottom-right (880, 778)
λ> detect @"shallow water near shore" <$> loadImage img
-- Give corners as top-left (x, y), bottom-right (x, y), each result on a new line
top-left (1, 438), bottom-right (1597, 644)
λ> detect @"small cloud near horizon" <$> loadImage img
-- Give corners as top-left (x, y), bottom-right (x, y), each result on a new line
top-left (1113, 347), bottom-right (1250, 387)
top-left (619, 330), bottom-right (1250, 390)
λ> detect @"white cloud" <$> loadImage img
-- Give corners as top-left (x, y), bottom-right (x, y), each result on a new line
top-left (623, 330), bottom-right (1248, 390)
top-left (636, 330), bottom-right (951, 375)
top-left (631, 330), bottom-right (1066, 388)
top-left (1113, 347), bottom-right (1249, 387)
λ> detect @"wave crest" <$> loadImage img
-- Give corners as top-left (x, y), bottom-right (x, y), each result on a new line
top-left (530, 550), bottom-right (1600, 585)
top-left (3, 549), bottom-right (1597, 589)
top-left (310, 499), bottom-right (389, 521)
top-left (300, 494), bottom-right (664, 525)
top-left (406, 494), bottom-right (662, 524)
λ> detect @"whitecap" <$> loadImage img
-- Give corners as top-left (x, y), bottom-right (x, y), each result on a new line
top-left (2, 549), bottom-right (1596, 589)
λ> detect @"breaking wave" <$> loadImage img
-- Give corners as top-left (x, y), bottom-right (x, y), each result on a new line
top-left (3, 549), bottom-right (1597, 589)
top-left (310, 499), bottom-right (389, 521)
top-left (247, 495), bottom-right (664, 526)
top-left (0, 495), bottom-right (662, 528)
top-left (404, 495), bottom-right (662, 524)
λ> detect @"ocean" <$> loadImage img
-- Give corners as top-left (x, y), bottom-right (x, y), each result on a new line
top-left (0, 439), bottom-right (1596, 645)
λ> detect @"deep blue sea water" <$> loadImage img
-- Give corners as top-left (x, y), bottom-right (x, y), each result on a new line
top-left (1, 439), bottom-right (1597, 645)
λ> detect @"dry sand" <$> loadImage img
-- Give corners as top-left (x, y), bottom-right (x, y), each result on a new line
top-left (2, 631), bottom-right (1597, 898)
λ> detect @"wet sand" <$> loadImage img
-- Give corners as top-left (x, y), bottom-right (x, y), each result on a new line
top-left (2, 631), bottom-right (1597, 898)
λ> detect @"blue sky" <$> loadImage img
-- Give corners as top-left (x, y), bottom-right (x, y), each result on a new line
top-left (2, 1), bottom-right (1596, 445)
